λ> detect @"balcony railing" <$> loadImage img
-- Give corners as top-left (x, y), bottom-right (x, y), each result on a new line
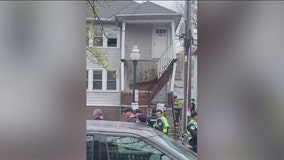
top-left (157, 44), bottom-right (173, 79)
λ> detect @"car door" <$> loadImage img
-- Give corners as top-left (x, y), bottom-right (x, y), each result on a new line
top-left (100, 133), bottom-right (174, 160)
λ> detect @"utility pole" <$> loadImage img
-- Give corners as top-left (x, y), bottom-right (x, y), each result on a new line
top-left (183, 0), bottom-right (192, 132)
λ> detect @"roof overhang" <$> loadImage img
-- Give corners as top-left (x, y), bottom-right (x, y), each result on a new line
top-left (86, 17), bottom-right (117, 25)
top-left (115, 13), bottom-right (182, 31)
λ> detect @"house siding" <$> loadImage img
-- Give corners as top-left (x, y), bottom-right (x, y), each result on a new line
top-left (125, 24), bottom-right (152, 60)
top-left (87, 92), bottom-right (120, 106)
top-left (86, 47), bottom-right (121, 106)
top-left (87, 48), bottom-right (121, 68)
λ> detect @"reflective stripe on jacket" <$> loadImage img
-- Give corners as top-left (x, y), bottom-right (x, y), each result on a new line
top-left (153, 116), bottom-right (169, 134)
top-left (161, 116), bottom-right (169, 134)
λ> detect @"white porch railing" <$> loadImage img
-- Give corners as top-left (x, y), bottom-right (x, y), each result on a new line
top-left (157, 44), bottom-right (174, 79)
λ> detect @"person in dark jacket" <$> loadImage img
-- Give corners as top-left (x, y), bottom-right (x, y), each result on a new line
top-left (191, 99), bottom-right (196, 114)
top-left (187, 112), bottom-right (198, 153)
top-left (123, 107), bottom-right (136, 123)
top-left (136, 114), bottom-right (148, 126)
top-left (147, 108), bottom-right (158, 128)
top-left (134, 109), bottom-right (142, 117)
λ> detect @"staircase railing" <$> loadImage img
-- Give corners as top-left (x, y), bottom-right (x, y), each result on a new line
top-left (157, 44), bottom-right (173, 79)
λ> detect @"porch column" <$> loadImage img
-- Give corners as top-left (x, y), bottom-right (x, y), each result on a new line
top-left (172, 20), bottom-right (176, 59)
top-left (121, 22), bottom-right (126, 91)
top-left (170, 20), bottom-right (176, 91)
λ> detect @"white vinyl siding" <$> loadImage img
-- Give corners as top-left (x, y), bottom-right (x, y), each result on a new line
top-left (125, 24), bottom-right (152, 60)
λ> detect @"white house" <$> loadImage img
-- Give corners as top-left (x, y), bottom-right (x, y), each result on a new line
top-left (86, 1), bottom-right (182, 120)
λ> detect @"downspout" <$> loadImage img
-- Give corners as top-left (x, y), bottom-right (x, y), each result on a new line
top-left (121, 22), bottom-right (126, 91)
top-left (193, 54), bottom-right (198, 107)
top-left (170, 20), bottom-right (176, 92)
top-left (120, 22), bottom-right (126, 120)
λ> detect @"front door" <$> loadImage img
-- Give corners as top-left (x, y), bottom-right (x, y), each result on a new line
top-left (152, 27), bottom-right (168, 59)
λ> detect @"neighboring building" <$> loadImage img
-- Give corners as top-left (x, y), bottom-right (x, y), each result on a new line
top-left (86, 1), bottom-right (182, 120)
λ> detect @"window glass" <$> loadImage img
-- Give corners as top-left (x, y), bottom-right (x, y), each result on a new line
top-left (107, 71), bottom-right (116, 90)
top-left (86, 29), bottom-right (89, 46)
top-left (87, 135), bottom-right (107, 160)
top-left (86, 22), bottom-right (92, 46)
top-left (86, 70), bottom-right (88, 90)
top-left (107, 38), bottom-right (117, 47)
top-left (105, 27), bottom-right (118, 47)
top-left (94, 27), bottom-right (103, 46)
top-left (93, 70), bottom-right (102, 90)
top-left (156, 28), bottom-right (167, 37)
top-left (106, 136), bottom-right (172, 160)
top-left (86, 135), bottom-right (95, 160)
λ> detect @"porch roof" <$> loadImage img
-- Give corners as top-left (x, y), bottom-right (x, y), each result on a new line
top-left (115, 13), bottom-right (182, 31)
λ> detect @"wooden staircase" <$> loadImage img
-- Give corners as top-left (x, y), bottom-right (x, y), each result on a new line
top-left (147, 59), bottom-right (176, 102)
top-left (121, 44), bottom-right (176, 107)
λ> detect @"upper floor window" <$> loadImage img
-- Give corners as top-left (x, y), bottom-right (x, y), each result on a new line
top-left (105, 27), bottom-right (118, 47)
top-left (94, 27), bottom-right (103, 47)
top-left (86, 70), bottom-right (88, 89)
top-left (87, 24), bottom-right (120, 48)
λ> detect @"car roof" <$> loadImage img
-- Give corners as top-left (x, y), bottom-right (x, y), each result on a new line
top-left (87, 120), bottom-right (160, 137)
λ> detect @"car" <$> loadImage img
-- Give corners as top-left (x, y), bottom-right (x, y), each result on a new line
top-left (87, 120), bottom-right (197, 160)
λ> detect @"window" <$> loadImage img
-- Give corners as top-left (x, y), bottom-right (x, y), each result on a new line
top-left (93, 70), bottom-right (103, 90)
top-left (105, 136), bottom-right (172, 160)
top-left (87, 135), bottom-right (108, 160)
top-left (86, 70), bottom-right (88, 90)
top-left (94, 27), bottom-right (103, 47)
top-left (86, 25), bottom-right (119, 48)
top-left (105, 27), bottom-right (118, 47)
top-left (86, 135), bottom-right (95, 160)
top-left (86, 29), bottom-right (89, 46)
top-left (107, 71), bottom-right (116, 90)
top-left (86, 69), bottom-right (118, 92)
top-left (156, 28), bottom-right (167, 37)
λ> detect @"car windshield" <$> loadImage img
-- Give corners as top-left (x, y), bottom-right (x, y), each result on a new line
top-left (151, 130), bottom-right (197, 159)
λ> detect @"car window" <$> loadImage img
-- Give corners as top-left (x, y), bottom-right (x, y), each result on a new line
top-left (154, 131), bottom-right (198, 159)
top-left (87, 135), bottom-right (107, 160)
top-left (87, 135), bottom-right (94, 160)
top-left (106, 136), bottom-right (173, 160)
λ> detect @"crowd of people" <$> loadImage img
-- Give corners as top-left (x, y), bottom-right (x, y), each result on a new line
top-left (92, 97), bottom-right (198, 153)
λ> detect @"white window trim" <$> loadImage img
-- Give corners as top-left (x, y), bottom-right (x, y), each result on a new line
top-left (86, 68), bottom-right (119, 92)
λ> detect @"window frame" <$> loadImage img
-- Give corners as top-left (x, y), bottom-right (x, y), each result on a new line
top-left (86, 68), bottom-right (119, 92)
top-left (87, 25), bottom-right (120, 48)
top-left (94, 27), bottom-right (103, 47)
